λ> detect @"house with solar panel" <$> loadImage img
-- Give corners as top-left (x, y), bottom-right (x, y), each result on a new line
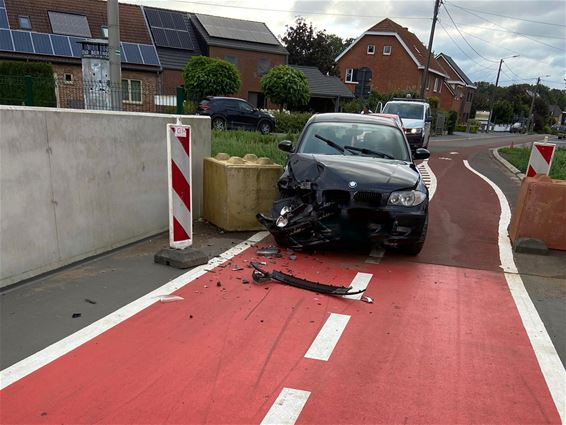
top-left (141, 7), bottom-right (289, 108)
top-left (435, 53), bottom-right (476, 123)
top-left (0, 0), bottom-right (161, 111)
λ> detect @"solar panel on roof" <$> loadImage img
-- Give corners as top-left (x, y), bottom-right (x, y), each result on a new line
top-left (51, 34), bottom-right (71, 56)
top-left (139, 44), bottom-right (159, 66)
top-left (144, 8), bottom-right (193, 50)
top-left (32, 33), bottom-right (53, 55)
top-left (196, 14), bottom-right (279, 46)
top-left (0, 28), bottom-right (13, 50)
top-left (123, 43), bottom-right (142, 64)
top-left (68, 37), bottom-right (83, 57)
top-left (0, 8), bottom-right (8, 29)
top-left (12, 31), bottom-right (33, 53)
top-left (145, 8), bottom-right (162, 27)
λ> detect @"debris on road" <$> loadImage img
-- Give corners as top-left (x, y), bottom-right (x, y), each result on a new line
top-left (232, 266), bottom-right (244, 271)
top-left (72, 313), bottom-right (81, 318)
top-left (158, 295), bottom-right (184, 303)
top-left (256, 246), bottom-right (282, 257)
top-left (250, 262), bottom-right (366, 296)
top-left (84, 298), bottom-right (97, 304)
top-left (361, 295), bottom-right (374, 304)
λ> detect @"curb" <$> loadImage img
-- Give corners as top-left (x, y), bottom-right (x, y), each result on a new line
top-left (490, 139), bottom-right (547, 181)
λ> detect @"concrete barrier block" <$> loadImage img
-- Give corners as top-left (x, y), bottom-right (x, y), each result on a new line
top-left (509, 175), bottom-right (566, 251)
top-left (203, 153), bottom-right (283, 231)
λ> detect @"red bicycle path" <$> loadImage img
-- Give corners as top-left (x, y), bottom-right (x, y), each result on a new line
top-left (0, 152), bottom-right (560, 424)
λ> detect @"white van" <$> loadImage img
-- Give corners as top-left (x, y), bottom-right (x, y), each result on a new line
top-left (382, 99), bottom-right (432, 150)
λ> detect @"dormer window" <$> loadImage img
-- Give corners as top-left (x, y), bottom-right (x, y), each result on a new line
top-left (101, 26), bottom-right (108, 38)
top-left (18, 16), bottom-right (31, 30)
top-left (383, 45), bottom-right (392, 55)
top-left (367, 45), bottom-right (375, 55)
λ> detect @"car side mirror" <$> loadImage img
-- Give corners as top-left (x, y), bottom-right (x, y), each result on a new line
top-left (278, 140), bottom-right (293, 152)
top-left (413, 148), bottom-right (430, 160)
top-left (425, 117), bottom-right (432, 123)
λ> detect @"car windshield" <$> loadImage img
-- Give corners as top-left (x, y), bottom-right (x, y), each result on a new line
top-left (297, 121), bottom-right (410, 161)
top-left (383, 103), bottom-right (424, 120)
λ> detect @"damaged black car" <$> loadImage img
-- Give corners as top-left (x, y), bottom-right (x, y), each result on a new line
top-left (257, 113), bottom-right (431, 255)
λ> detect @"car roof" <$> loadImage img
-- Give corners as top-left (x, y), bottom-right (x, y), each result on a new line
top-left (204, 96), bottom-right (246, 102)
top-left (307, 113), bottom-right (399, 129)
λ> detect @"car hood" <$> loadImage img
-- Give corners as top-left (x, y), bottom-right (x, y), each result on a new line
top-left (401, 118), bottom-right (425, 129)
top-left (286, 154), bottom-right (419, 191)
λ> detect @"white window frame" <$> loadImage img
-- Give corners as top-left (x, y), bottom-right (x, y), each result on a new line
top-left (367, 44), bottom-right (375, 55)
top-left (63, 73), bottom-right (74, 84)
top-left (101, 26), bottom-right (108, 39)
top-left (122, 79), bottom-right (143, 104)
top-left (433, 77), bottom-right (439, 92)
top-left (383, 45), bottom-right (392, 55)
top-left (18, 15), bottom-right (31, 30)
top-left (345, 68), bottom-right (359, 85)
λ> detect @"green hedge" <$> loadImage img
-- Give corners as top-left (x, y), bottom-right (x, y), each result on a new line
top-left (0, 61), bottom-right (56, 107)
top-left (273, 112), bottom-right (312, 133)
top-left (499, 147), bottom-right (566, 180)
top-left (211, 130), bottom-right (298, 166)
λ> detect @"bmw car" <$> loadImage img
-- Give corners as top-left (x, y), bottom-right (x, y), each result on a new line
top-left (257, 113), bottom-right (430, 254)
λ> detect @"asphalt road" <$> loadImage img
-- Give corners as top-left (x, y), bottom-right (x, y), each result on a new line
top-left (1, 132), bottom-right (564, 424)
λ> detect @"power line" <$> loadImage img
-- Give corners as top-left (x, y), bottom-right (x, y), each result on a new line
top-left (445, 2), bottom-right (566, 28)
top-left (458, 29), bottom-right (522, 56)
top-left (503, 62), bottom-right (525, 81)
top-left (446, 3), bottom-right (566, 51)
top-left (452, 22), bottom-right (566, 40)
top-left (441, 4), bottom-right (500, 63)
top-left (129, 0), bottom-right (431, 20)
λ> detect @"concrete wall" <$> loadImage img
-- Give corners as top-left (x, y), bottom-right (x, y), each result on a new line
top-left (0, 106), bottom-right (210, 288)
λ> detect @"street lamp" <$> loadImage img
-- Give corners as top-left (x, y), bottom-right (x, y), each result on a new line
top-left (487, 55), bottom-right (519, 132)
top-left (527, 74), bottom-right (550, 132)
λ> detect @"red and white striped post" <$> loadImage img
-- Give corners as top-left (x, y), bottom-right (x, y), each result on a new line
top-left (526, 142), bottom-right (556, 178)
top-left (167, 121), bottom-right (192, 249)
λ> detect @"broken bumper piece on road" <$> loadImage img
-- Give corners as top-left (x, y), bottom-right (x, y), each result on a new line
top-left (251, 262), bottom-right (366, 296)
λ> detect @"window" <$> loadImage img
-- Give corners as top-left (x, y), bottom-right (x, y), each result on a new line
top-left (48, 11), bottom-right (91, 37)
top-left (383, 45), bottom-right (392, 55)
top-left (345, 68), bottom-right (358, 84)
top-left (238, 100), bottom-right (254, 112)
top-left (64, 73), bottom-right (73, 84)
top-left (433, 77), bottom-right (439, 92)
top-left (101, 26), bottom-right (108, 38)
top-left (122, 79), bottom-right (142, 103)
top-left (224, 55), bottom-right (238, 66)
top-left (18, 16), bottom-right (31, 30)
top-left (438, 80), bottom-right (442, 93)
top-left (367, 45), bottom-right (375, 55)
top-left (256, 58), bottom-right (271, 76)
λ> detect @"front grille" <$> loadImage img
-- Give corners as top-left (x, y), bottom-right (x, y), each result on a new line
top-left (323, 190), bottom-right (350, 204)
top-left (353, 191), bottom-right (382, 205)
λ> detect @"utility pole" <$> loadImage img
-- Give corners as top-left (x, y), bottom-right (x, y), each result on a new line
top-left (527, 77), bottom-right (541, 133)
top-left (419, 0), bottom-right (441, 99)
top-left (487, 55), bottom-right (519, 132)
top-left (108, 0), bottom-right (121, 111)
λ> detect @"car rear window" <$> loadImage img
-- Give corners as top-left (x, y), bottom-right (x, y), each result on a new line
top-left (383, 103), bottom-right (424, 120)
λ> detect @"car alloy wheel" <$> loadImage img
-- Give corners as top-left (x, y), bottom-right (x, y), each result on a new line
top-left (259, 121), bottom-right (272, 135)
top-left (212, 117), bottom-right (226, 131)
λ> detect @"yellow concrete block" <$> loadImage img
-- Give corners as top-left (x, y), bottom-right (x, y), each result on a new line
top-left (203, 153), bottom-right (283, 231)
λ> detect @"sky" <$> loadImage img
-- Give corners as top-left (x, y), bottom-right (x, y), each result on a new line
top-left (124, 0), bottom-right (566, 90)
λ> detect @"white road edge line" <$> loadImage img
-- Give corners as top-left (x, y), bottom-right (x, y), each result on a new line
top-left (261, 387), bottom-right (311, 425)
top-left (422, 159), bottom-right (437, 200)
top-left (463, 160), bottom-right (565, 422)
top-left (304, 313), bottom-right (351, 361)
top-left (342, 272), bottom-right (373, 301)
top-left (0, 231), bottom-right (269, 391)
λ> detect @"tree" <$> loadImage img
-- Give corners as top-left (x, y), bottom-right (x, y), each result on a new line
top-left (492, 99), bottom-right (513, 124)
top-left (183, 56), bottom-right (241, 100)
top-left (281, 17), bottom-right (350, 76)
top-left (261, 65), bottom-right (310, 110)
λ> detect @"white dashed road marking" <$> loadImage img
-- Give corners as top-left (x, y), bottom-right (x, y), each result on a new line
top-left (342, 272), bottom-right (373, 301)
top-left (304, 313), bottom-right (351, 361)
top-left (260, 388), bottom-right (311, 425)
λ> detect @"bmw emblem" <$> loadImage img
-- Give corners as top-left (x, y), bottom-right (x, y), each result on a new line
top-left (348, 181), bottom-right (357, 189)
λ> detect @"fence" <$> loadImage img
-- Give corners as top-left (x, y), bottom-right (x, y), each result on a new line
top-left (0, 74), bottom-right (185, 114)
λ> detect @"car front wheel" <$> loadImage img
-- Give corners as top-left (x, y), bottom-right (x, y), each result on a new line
top-left (259, 121), bottom-right (273, 135)
top-left (400, 215), bottom-right (428, 256)
top-left (212, 117), bottom-right (226, 131)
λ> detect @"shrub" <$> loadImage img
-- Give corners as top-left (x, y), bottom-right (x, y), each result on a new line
top-left (0, 61), bottom-right (56, 107)
top-left (183, 56), bottom-right (240, 100)
top-left (261, 65), bottom-right (310, 110)
top-left (447, 110), bottom-right (458, 135)
top-left (274, 111), bottom-right (312, 133)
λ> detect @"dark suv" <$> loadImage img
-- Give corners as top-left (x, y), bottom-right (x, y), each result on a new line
top-left (196, 97), bottom-right (275, 134)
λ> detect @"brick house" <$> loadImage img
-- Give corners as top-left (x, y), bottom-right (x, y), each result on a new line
top-left (0, 0), bottom-right (160, 110)
top-left (436, 53), bottom-right (476, 123)
top-left (335, 18), bottom-right (450, 108)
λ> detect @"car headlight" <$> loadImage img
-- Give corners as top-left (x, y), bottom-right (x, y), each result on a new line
top-left (388, 190), bottom-right (427, 206)
top-left (410, 128), bottom-right (423, 134)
